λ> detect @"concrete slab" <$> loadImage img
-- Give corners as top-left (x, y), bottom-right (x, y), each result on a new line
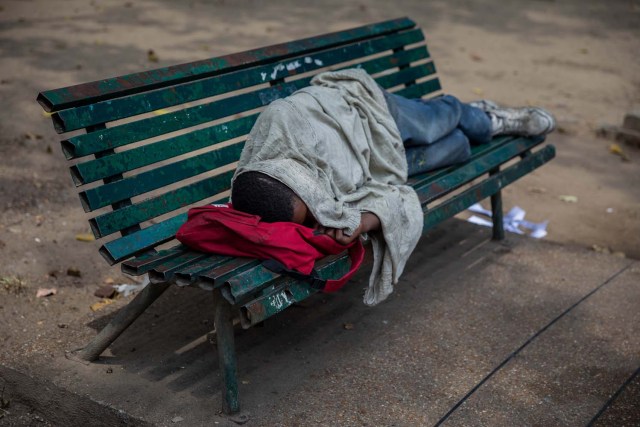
top-left (442, 264), bottom-right (639, 426)
top-left (1, 220), bottom-right (637, 426)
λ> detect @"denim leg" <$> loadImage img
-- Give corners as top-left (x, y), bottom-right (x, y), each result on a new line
top-left (383, 91), bottom-right (492, 146)
top-left (405, 129), bottom-right (471, 176)
top-left (458, 103), bottom-right (492, 145)
top-left (384, 92), bottom-right (462, 145)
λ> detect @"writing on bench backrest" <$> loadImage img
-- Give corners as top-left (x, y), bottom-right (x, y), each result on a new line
top-left (37, 17), bottom-right (441, 266)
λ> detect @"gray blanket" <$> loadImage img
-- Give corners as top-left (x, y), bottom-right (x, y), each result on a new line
top-left (233, 69), bottom-right (423, 305)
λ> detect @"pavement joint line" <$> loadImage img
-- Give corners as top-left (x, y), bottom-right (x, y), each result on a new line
top-left (433, 261), bottom-right (636, 427)
top-left (586, 364), bottom-right (640, 426)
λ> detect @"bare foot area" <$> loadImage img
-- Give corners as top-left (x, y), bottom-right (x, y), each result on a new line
top-left (0, 0), bottom-right (638, 422)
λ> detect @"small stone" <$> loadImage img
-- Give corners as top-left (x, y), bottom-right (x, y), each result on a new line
top-left (106, 367), bottom-right (113, 374)
top-left (171, 416), bottom-right (184, 423)
top-left (343, 323), bottom-right (354, 330)
top-left (94, 285), bottom-right (116, 299)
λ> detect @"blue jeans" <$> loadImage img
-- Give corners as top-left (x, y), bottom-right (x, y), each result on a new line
top-left (383, 92), bottom-right (492, 175)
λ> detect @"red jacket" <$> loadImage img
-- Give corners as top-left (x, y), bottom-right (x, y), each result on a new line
top-left (176, 204), bottom-right (364, 292)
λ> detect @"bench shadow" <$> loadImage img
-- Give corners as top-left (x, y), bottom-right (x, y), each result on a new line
top-left (79, 219), bottom-right (494, 400)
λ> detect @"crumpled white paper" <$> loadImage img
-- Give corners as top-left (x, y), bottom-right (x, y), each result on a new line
top-left (114, 274), bottom-right (150, 297)
top-left (467, 203), bottom-right (548, 239)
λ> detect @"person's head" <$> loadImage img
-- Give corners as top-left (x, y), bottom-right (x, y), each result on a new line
top-left (231, 171), bottom-right (314, 225)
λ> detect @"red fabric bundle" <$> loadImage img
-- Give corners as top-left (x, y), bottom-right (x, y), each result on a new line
top-left (176, 204), bottom-right (364, 292)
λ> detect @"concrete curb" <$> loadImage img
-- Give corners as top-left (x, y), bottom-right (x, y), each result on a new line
top-left (0, 365), bottom-right (151, 427)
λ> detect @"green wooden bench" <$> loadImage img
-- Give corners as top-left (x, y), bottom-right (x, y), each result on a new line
top-left (37, 17), bottom-right (555, 419)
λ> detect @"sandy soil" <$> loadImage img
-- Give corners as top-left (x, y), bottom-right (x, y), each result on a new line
top-left (0, 0), bottom-right (638, 422)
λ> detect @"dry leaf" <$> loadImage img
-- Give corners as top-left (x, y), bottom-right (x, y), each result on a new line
top-left (90, 299), bottom-right (115, 311)
top-left (609, 143), bottom-right (630, 161)
top-left (558, 195), bottom-right (578, 203)
top-left (36, 287), bottom-right (57, 298)
top-left (75, 233), bottom-right (95, 242)
top-left (147, 49), bottom-right (159, 62)
top-left (343, 322), bottom-right (354, 330)
top-left (471, 87), bottom-right (484, 96)
top-left (528, 187), bottom-right (547, 194)
top-left (152, 108), bottom-right (171, 116)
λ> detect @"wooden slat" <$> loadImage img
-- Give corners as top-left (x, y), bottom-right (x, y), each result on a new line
top-left (376, 62), bottom-right (435, 89)
top-left (37, 17), bottom-right (416, 113)
top-left (100, 214), bottom-right (186, 265)
top-left (79, 144), bottom-right (242, 212)
top-left (71, 115), bottom-right (257, 185)
top-left (77, 62), bottom-right (435, 212)
top-left (67, 47), bottom-right (429, 186)
top-left (98, 137), bottom-right (541, 266)
top-left (407, 136), bottom-right (514, 188)
top-left (148, 252), bottom-right (210, 283)
top-left (198, 258), bottom-right (261, 288)
top-left (120, 245), bottom-right (188, 276)
top-left (52, 29), bottom-right (426, 133)
top-left (62, 44), bottom-right (429, 160)
top-left (394, 77), bottom-right (441, 98)
top-left (413, 136), bottom-right (545, 205)
top-left (239, 254), bottom-right (350, 326)
top-left (422, 145), bottom-right (556, 231)
top-left (61, 82), bottom-right (303, 160)
top-left (89, 170), bottom-right (234, 238)
top-left (174, 255), bottom-right (233, 287)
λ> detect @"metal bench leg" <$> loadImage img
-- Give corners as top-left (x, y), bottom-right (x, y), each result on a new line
top-left (68, 281), bottom-right (171, 362)
top-left (213, 290), bottom-right (243, 418)
top-left (490, 167), bottom-right (505, 241)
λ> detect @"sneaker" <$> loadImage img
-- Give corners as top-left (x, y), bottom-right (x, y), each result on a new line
top-left (469, 99), bottom-right (500, 112)
top-left (488, 107), bottom-right (556, 137)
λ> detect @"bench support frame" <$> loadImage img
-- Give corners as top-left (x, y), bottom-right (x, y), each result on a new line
top-left (67, 282), bottom-right (171, 362)
top-left (489, 167), bottom-right (505, 240)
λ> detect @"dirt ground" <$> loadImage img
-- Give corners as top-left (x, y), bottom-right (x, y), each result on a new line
top-left (0, 0), bottom-right (639, 424)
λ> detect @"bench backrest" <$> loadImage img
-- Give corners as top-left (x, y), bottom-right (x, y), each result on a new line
top-left (37, 17), bottom-right (441, 266)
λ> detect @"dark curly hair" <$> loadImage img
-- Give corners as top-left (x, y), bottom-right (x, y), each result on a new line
top-left (231, 171), bottom-right (297, 223)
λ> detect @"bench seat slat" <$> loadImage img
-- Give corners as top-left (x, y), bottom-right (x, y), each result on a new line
top-left (38, 18), bottom-right (416, 113)
top-left (89, 170), bottom-right (234, 238)
top-left (174, 255), bottom-right (234, 287)
top-left (120, 245), bottom-right (188, 276)
top-left (52, 29), bottom-right (426, 133)
top-left (148, 252), bottom-right (211, 283)
top-left (197, 258), bottom-right (262, 289)
top-left (224, 253), bottom-right (344, 306)
top-left (407, 136), bottom-right (514, 188)
top-left (422, 145), bottom-right (556, 231)
top-left (414, 136), bottom-right (544, 205)
top-left (239, 254), bottom-right (351, 327)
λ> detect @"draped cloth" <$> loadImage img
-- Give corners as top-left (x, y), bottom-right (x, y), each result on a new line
top-left (233, 69), bottom-right (423, 305)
